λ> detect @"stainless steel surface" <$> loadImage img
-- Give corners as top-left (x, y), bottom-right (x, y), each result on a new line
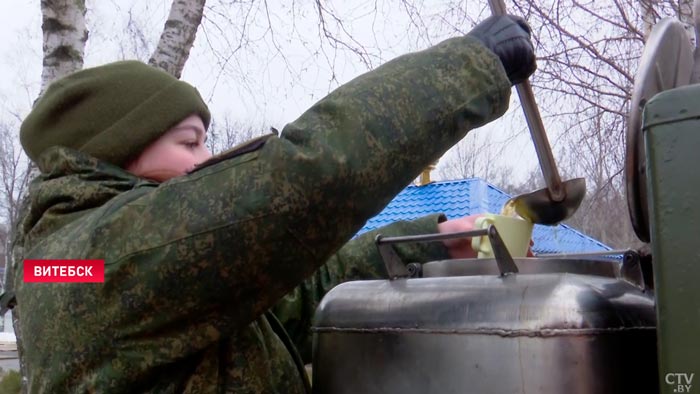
top-left (313, 273), bottom-right (657, 394)
top-left (535, 249), bottom-right (635, 258)
top-left (424, 257), bottom-right (614, 277)
top-left (536, 250), bottom-right (648, 289)
top-left (422, 253), bottom-right (648, 290)
top-left (625, 17), bottom-right (694, 243)
top-left (506, 177), bottom-right (586, 225)
top-left (314, 274), bottom-right (655, 346)
top-left (314, 329), bottom-right (655, 394)
top-left (488, 0), bottom-right (586, 221)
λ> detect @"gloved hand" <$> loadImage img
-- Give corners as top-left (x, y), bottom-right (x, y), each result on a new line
top-left (467, 15), bottom-right (536, 85)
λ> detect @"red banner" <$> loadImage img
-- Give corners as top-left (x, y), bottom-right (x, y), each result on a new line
top-left (24, 260), bottom-right (105, 283)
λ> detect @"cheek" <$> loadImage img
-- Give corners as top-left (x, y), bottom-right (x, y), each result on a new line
top-left (130, 145), bottom-right (194, 178)
top-left (164, 149), bottom-right (201, 172)
top-left (197, 148), bottom-right (212, 163)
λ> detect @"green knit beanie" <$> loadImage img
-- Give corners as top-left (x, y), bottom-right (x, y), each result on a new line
top-left (20, 60), bottom-right (211, 168)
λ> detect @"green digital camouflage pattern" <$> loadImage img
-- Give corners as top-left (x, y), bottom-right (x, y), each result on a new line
top-left (13, 35), bottom-right (510, 393)
top-left (272, 214), bottom-right (449, 364)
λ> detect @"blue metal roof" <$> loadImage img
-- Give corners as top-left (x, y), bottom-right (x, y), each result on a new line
top-left (358, 179), bottom-right (610, 255)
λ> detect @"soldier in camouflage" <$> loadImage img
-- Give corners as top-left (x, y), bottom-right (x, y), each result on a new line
top-left (12, 14), bottom-right (535, 393)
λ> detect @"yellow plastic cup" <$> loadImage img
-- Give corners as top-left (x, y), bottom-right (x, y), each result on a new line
top-left (471, 214), bottom-right (534, 258)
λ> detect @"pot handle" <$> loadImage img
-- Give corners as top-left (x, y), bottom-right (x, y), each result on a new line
top-left (471, 216), bottom-right (495, 256)
top-left (375, 225), bottom-right (518, 279)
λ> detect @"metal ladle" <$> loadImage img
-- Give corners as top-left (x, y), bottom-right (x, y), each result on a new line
top-left (489, 0), bottom-right (586, 225)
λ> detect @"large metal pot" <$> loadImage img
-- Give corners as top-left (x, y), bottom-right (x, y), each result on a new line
top-left (312, 230), bottom-right (657, 394)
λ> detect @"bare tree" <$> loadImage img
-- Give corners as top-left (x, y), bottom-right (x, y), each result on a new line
top-left (0, 225), bottom-right (6, 273)
top-left (437, 132), bottom-right (500, 181)
top-left (3, 0), bottom-right (90, 382)
top-left (12, 0), bottom-right (692, 277)
top-left (486, 0), bottom-right (695, 247)
top-left (491, 166), bottom-right (543, 196)
top-left (149, 0), bottom-right (207, 78)
top-left (0, 119), bottom-right (31, 332)
top-left (398, 0), bottom-right (676, 247)
top-left (0, 124), bottom-right (31, 235)
top-left (559, 109), bottom-right (639, 248)
top-left (206, 113), bottom-right (270, 154)
top-left (39, 0), bottom-right (88, 94)
top-left (435, 127), bottom-right (530, 185)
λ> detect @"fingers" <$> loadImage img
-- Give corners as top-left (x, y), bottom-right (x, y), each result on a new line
top-left (467, 14), bottom-right (537, 85)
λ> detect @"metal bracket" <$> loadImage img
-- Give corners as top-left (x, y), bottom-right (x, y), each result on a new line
top-left (375, 225), bottom-right (518, 279)
top-left (376, 234), bottom-right (412, 279)
top-left (620, 250), bottom-right (646, 290)
top-left (486, 225), bottom-right (519, 275)
top-left (536, 249), bottom-right (648, 290)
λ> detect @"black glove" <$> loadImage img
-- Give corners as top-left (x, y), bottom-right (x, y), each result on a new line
top-left (467, 15), bottom-right (536, 85)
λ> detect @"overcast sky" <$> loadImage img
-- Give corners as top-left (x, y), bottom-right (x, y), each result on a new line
top-left (0, 0), bottom-right (541, 183)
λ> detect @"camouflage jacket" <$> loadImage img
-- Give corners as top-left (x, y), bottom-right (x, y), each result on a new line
top-left (13, 36), bottom-right (510, 393)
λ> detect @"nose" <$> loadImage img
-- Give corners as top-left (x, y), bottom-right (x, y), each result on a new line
top-left (199, 146), bottom-right (213, 162)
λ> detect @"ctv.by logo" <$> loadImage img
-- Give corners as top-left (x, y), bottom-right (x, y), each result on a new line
top-left (665, 372), bottom-right (694, 393)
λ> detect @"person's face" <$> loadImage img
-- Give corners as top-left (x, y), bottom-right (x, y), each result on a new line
top-left (126, 114), bottom-right (211, 182)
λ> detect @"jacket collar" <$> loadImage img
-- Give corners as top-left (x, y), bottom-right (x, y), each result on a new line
top-left (19, 146), bottom-right (156, 246)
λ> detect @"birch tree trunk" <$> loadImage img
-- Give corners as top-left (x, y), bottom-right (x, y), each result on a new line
top-left (9, 2), bottom-right (88, 387)
top-left (680, 0), bottom-right (694, 23)
top-left (39, 0), bottom-right (88, 94)
top-left (149, 0), bottom-right (206, 78)
top-left (16, 0), bottom-right (88, 284)
top-left (678, 0), bottom-right (695, 46)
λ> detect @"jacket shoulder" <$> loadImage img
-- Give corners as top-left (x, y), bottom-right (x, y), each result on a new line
top-left (189, 133), bottom-right (277, 174)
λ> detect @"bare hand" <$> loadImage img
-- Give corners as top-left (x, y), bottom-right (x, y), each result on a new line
top-left (437, 215), bottom-right (482, 259)
top-left (437, 215), bottom-right (535, 258)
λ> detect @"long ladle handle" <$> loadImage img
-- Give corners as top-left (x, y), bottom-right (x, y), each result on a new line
top-left (487, 0), bottom-right (565, 202)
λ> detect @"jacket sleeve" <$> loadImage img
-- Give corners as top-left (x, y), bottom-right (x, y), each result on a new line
top-left (272, 213), bottom-right (449, 362)
top-left (70, 37), bottom-right (510, 336)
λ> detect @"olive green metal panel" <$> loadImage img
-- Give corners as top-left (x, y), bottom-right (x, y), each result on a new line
top-left (645, 84), bottom-right (700, 394)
